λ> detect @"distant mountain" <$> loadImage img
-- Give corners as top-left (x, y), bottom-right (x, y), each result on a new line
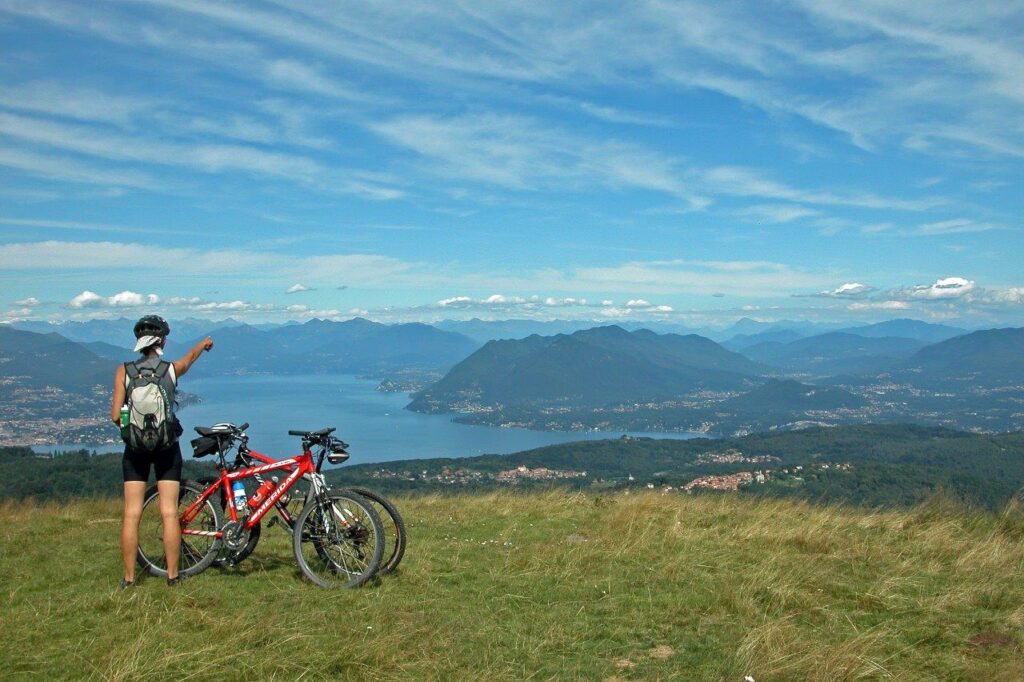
top-left (409, 325), bottom-right (762, 413)
top-left (837, 319), bottom-right (967, 344)
top-left (900, 327), bottom-right (1024, 386)
top-left (11, 317), bottom-right (245, 346)
top-left (435, 319), bottom-right (609, 344)
top-left (706, 318), bottom-right (839, 342)
top-left (261, 317), bottom-right (385, 356)
top-left (723, 329), bottom-right (805, 350)
top-left (305, 321), bottom-right (479, 373)
top-left (81, 341), bottom-right (135, 363)
top-left (434, 318), bottom-right (698, 345)
top-left (742, 332), bottom-right (926, 376)
top-left (722, 379), bottom-right (866, 414)
top-left (0, 327), bottom-right (110, 396)
top-left (176, 323), bottom-right (286, 376)
top-left (174, 318), bottom-right (478, 376)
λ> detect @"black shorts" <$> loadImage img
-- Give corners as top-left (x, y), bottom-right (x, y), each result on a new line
top-left (122, 441), bottom-right (183, 483)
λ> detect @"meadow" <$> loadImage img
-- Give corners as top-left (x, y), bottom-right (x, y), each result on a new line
top-left (1, 491), bottom-right (1022, 680)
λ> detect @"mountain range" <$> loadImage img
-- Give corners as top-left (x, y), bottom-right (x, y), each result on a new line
top-left (408, 325), bottom-right (762, 412)
top-left (5, 315), bottom-right (1023, 443)
top-left (404, 322), bottom-right (1024, 436)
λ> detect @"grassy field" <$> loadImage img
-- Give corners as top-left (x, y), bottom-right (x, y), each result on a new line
top-left (1, 491), bottom-right (1022, 680)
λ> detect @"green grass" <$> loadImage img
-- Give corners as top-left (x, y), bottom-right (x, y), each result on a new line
top-left (1, 491), bottom-right (1023, 680)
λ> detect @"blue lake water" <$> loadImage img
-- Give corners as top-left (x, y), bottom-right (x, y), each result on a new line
top-left (42, 374), bottom-right (703, 464)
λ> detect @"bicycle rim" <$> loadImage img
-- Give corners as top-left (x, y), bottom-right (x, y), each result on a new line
top-left (346, 486), bottom-right (406, 574)
top-left (137, 480), bottom-right (222, 578)
top-left (293, 492), bottom-right (383, 588)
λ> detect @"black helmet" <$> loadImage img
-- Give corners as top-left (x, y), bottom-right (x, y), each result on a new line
top-left (133, 315), bottom-right (170, 338)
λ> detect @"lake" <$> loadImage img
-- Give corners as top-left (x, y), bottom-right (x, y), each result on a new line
top-left (41, 374), bottom-right (704, 464)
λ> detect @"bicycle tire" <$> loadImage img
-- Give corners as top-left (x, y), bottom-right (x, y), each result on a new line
top-left (344, 486), bottom-right (406, 574)
top-left (292, 490), bottom-right (384, 588)
top-left (137, 479), bottom-right (223, 578)
top-left (197, 476), bottom-right (262, 568)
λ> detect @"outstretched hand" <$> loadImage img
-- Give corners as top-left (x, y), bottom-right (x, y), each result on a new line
top-left (201, 337), bottom-right (214, 352)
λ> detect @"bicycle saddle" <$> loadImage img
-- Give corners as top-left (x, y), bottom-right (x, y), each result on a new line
top-left (194, 422), bottom-right (248, 436)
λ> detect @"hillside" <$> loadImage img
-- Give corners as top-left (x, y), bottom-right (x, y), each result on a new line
top-left (1, 492), bottom-right (1021, 679)
top-left (721, 379), bottom-right (866, 413)
top-left (900, 327), bottom-right (1024, 386)
top-left (0, 326), bottom-right (111, 396)
top-left (338, 424), bottom-right (1024, 510)
top-left (409, 325), bottom-right (761, 413)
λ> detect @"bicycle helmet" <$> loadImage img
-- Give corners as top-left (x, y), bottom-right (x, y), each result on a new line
top-left (133, 314), bottom-right (170, 338)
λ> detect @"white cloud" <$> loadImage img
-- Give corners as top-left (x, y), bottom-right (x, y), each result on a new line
top-left (0, 111), bottom-right (401, 199)
top-left (902, 276), bottom-right (976, 300)
top-left (69, 290), bottom-right (160, 308)
top-left (2, 307), bottom-right (35, 320)
top-left (109, 291), bottom-right (160, 307)
top-left (68, 291), bottom-right (105, 308)
top-left (14, 297), bottom-right (39, 306)
top-left (812, 282), bottom-right (876, 298)
top-left (370, 113), bottom-right (707, 207)
top-left (0, 81), bottom-right (156, 125)
top-left (262, 59), bottom-right (363, 101)
top-left (847, 300), bottom-right (911, 311)
top-left (564, 259), bottom-right (828, 296)
top-left (914, 219), bottom-right (1002, 235)
top-left (285, 283), bottom-right (311, 294)
top-left (737, 203), bottom-right (819, 223)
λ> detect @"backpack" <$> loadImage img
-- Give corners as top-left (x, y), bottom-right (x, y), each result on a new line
top-left (121, 360), bottom-right (179, 452)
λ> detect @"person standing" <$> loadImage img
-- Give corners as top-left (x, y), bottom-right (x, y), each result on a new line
top-left (110, 315), bottom-right (213, 587)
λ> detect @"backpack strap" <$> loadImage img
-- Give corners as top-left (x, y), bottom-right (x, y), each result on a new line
top-left (153, 361), bottom-right (170, 379)
top-left (124, 361), bottom-right (141, 379)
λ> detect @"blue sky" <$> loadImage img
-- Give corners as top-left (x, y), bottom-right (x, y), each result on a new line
top-left (0, 1), bottom-right (1021, 328)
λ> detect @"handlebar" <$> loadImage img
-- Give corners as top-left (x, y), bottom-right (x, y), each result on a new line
top-left (288, 427), bottom-right (336, 438)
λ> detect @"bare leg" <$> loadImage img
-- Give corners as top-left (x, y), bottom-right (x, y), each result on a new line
top-left (121, 482), bottom-right (146, 582)
top-left (157, 480), bottom-right (181, 580)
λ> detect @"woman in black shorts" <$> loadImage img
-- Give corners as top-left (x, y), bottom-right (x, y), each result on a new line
top-left (111, 315), bottom-right (213, 587)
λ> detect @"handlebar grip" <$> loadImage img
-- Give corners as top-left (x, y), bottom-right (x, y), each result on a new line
top-left (287, 430), bottom-right (306, 436)
top-left (238, 423), bottom-right (249, 432)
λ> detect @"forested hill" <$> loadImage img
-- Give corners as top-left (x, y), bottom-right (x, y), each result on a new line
top-left (0, 326), bottom-right (110, 396)
top-left (336, 424), bottom-right (1024, 510)
top-left (900, 327), bottom-right (1024, 386)
top-left (408, 325), bottom-right (762, 412)
top-left (6, 425), bottom-right (1024, 510)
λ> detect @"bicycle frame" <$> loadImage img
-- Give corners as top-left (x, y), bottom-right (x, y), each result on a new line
top-left (180, 445), bottom-right (328, 540)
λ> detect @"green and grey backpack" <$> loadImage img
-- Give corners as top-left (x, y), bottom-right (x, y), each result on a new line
top-left (122, 360), bottom-right (177, 452)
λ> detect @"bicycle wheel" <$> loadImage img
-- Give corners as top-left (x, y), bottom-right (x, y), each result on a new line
top-left (197, 476), bottom-right (262, 568)
top-left (137, 479), bottom-right (223, 578)
top-left (292, 490), bottom-right (384, 588)
top-left (345, 486), bottom-right (406, 574)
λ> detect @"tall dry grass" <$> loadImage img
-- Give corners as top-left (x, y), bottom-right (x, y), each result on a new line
top-left (1, 490), bottom-right (1021, 680)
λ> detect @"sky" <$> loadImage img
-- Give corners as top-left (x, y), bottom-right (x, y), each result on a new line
top-left (0, 0), bottom-right (1021, 329)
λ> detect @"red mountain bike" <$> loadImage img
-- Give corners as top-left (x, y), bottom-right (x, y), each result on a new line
top-left (136, 423), bottom-right (384, 588)
top-left (195, 428), bottom-right (407, 576)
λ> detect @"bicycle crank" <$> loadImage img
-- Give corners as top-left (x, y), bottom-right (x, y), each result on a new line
top-left (220, 520), bottom-right (248, 551)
